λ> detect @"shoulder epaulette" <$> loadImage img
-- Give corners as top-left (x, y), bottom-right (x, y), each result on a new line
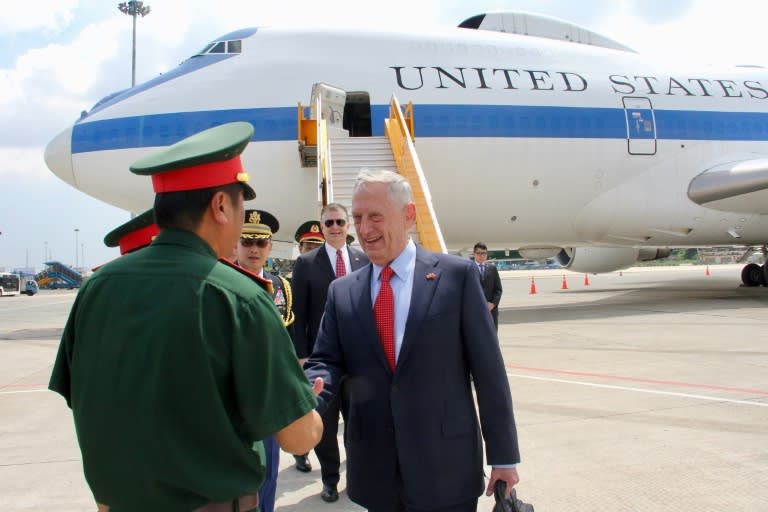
top-left (218, 258), bottom-right (274, 294)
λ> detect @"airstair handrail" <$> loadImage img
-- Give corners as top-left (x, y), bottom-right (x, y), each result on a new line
top-left (316, 95), bottom-right (332, 206)
top-left (386, 96), bottom-right (447, 254)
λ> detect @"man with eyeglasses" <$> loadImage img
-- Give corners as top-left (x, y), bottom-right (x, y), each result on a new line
top-left (236, 209), bottom-right (295, 512)
top-left (291, 202), bottom-right (368, 503)
top-left (473, 242), bottom-right (503, 331)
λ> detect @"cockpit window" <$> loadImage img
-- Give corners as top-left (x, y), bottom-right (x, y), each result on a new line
top-left (227, 40), bottom-right (241, 53)
top-left (194, 39), bottom-right (242, 56)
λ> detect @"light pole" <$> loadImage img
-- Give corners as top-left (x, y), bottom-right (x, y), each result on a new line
top-left (118, 1), bottom-right (151, 87)
top-left (74, 228), bottom-right (80, 268)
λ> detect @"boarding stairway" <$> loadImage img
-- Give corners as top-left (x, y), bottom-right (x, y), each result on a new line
top-left (298, 85), bottom-right (446, 253)
top-left (35, 261), bottom-right (83, 289)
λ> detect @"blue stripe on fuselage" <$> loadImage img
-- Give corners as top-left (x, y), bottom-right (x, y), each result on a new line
top-left (71, 105), bottom-right (768, 154)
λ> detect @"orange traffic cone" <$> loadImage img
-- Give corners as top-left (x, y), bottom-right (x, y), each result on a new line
top-left (561, 275), bottom-right (569, 289)
top-left (583, 273), bottom-right (590, 286)
top-left (529, 277), bottom-right (537, 295)
top-left (705, 265), bottom-right (711, 276)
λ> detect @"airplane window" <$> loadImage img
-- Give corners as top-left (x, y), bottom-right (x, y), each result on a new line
top-left (195, 43), bottom-right (215, 56)
top-left (209, 41), bottom-right (226, 53)
top-left (227, 40), bottom-right (242, 53)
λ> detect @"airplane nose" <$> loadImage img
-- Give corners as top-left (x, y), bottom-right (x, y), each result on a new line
top-left (44, 127), bottom-right (75, 186)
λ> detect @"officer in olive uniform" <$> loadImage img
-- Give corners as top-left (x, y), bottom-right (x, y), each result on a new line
top-left (295, 220), bottom-right (325, 255)
top-left (103, 208), bottom-right (160, 256)
top-left (236, 209), bottom-right (294, 512)
top-left (49, 122), bottom-right (323, 512)
top-left (92, 209), bottom-right (160, 271)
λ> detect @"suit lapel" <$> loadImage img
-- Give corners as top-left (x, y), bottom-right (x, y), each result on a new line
top-left (398, 247), bottom-right (440, 369)
top-left (315, 246), bottom-right (335, 280)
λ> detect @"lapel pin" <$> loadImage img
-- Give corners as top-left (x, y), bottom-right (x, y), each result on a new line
top-left (426, 272), bottom-right (437, 281)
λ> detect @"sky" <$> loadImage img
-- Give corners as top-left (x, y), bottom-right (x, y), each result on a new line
top-left (1, 0), bottom-right (768, 272)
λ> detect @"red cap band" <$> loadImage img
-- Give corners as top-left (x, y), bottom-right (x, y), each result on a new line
top-left (299, 232), bottom-right (325, 242)
top-left (119, 224), bottom-right (160, 255)
top-left (151, 157), bottom-right (247, 193)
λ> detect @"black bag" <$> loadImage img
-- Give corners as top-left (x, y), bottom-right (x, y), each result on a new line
top-left (492, 481), bottom-right (534, 512)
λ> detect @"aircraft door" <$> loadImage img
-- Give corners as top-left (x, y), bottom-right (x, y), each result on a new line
top-left (622, 96), bottom-right (657, 155)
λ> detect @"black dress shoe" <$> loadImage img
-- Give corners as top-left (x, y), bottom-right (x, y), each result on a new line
top-left (320, 484), bottom-right (339, 503)
top-left (293, 454), bottom-right (312, 473)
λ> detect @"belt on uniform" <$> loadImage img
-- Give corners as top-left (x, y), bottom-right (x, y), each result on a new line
top-left (96, 494), bottom-right (259, 512)
top-left (193, 494), bottom-right (259, 512)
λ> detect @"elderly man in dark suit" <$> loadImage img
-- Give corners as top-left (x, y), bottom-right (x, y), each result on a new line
top-left (291, 202), bottom-right (369, 501)
top-left (305, 170), bottom-right (520, 512)
top-left (473, 242), bottom-right (503, 331)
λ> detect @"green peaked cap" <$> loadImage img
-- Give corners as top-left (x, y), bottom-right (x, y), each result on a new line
top-left (103, 208), bottom-right (160, 255)
top-left (129, 121), bottom-right (256, 200)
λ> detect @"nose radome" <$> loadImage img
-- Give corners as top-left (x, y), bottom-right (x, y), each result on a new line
top-left (44, 127), bottom-right (75, 187)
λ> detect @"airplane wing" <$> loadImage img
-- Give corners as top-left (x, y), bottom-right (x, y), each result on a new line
top-left (687, 157), bottom-right (768, 214)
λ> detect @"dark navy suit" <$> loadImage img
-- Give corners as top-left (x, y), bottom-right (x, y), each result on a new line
top-left (305, 246), bottom-right (520, 510)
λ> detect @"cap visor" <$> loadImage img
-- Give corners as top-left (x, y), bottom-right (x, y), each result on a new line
top-left (242, 183), bottom-right (256, 201)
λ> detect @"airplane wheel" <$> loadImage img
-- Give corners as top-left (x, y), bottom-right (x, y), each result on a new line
top-left (741, 263), bottom-right (765, 287)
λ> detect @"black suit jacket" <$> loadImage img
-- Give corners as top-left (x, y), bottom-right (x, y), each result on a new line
top-left (479, 262), bottom-right (503, 325)
top-left (305, 246), bottom-right (520, 510)
top-left (291, 244), bottom-right (368, 358)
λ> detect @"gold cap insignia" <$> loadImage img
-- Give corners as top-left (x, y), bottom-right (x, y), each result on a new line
top-left (248, 211), bottom-right (261, 224)
top-left (310, 224), bottom-right (320, 233)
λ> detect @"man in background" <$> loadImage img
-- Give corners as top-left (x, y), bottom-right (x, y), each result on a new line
top-left (236, 209), bottom-right (296, 512)
top-left (291, 203), bottom-right (368, 502)
top-left (473, 242), bottom-right (503, 331)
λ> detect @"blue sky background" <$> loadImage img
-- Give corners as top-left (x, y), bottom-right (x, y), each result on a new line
top-left (2, 0), bottom-right (767, 272)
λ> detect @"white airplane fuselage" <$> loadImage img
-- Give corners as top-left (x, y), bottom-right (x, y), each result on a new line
top-left (45, 20), bottom-right (768, 264)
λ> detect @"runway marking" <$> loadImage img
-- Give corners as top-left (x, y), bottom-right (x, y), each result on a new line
top-left (506, 364), bottom-right (768, 396)
top-left (0, 388), bottom-right (48, 395)
top-left (507, 373), bottom-right (768, 408)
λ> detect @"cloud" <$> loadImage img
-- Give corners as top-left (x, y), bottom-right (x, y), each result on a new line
top-left (1, 0), bottom-right (79, 33)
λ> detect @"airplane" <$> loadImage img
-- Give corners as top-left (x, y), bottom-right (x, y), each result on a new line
top-left (44, 11), bottom-right (768, 286)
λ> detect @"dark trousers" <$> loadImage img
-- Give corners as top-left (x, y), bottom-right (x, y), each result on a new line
top-left (490, 307), bottom-right (499, 331)
top-left (315, 388), bottom-right (342, 486)
top-left (368, 498), bottom-right (478, 512)
top-left (367, 456), bottom-right (478, 512)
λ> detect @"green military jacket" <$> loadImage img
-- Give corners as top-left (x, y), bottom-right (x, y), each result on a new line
top-left (49, 229), bottom-right (316, 512)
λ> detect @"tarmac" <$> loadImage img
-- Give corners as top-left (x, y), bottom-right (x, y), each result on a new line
top-left (1, 264), bottom-right (767, 511)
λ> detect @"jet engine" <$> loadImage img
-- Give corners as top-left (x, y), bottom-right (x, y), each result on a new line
top-left (555, 247), bottom-right (672, 273)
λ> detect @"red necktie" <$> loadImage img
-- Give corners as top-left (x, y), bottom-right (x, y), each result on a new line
top-left (335, 248), bottom-right (346, 278)
top-left (374, 266), bottom-right (395, 371)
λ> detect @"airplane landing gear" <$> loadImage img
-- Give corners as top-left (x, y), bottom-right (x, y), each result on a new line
top-left (740, 263), bottom-right (765, 287)
top-left (739, 245), bottom-right (768, 287)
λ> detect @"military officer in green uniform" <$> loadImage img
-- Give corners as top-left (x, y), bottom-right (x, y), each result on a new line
top-left (235, 208), bottom-right (293, 512)
top-left (49, 122), bottom-right (323, 512)
top-left (294, 220), bottom-right (325, 255)
top-left (104, 208), bottom-right (160, 256)
top-left (92, 208), bottom-right (160, 271)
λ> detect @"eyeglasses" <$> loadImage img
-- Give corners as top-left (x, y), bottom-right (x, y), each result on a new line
top-left (240, 238), bottom-right (270, 248)
top-left (323, 218), bottom-right (346, 228)
top-left (474, 251), bottom-right (487, 256)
